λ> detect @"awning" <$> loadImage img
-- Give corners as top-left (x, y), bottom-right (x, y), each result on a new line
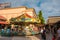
top-left (0, 21), bottom-right (9, 24)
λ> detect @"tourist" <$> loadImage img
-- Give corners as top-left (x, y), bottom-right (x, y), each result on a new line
top-left (56, 27), bottom-right (60, 40)
top-left (41, 27), bottom-right (46, 40)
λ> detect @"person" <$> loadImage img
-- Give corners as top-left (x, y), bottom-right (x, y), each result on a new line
top-left (56, 27), bottom-right (60, 40)
top-left (41, 27), bottom-right (46, 40)
top-left (40, 27), bottom-right (43, 33)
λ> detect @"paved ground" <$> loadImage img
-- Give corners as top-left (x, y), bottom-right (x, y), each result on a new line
top-left (46, 33), bottom-right (52, 40)
top-left (0, 33), bottom-right (52, 40)
top-left (0, 35), bottom-right (42, 40)
top-left (0, 36), bottom-right (41, 40)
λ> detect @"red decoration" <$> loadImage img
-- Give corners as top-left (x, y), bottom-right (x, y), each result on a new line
top-left (25, 14), bottom-right (33, 18)
top-left (0, 21), bottom-right (8, 24)
top-left (0, 16), bottom-right (6, 19)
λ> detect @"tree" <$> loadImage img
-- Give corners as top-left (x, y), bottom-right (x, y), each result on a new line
top-left (38, 11), bottom-right (45, 24)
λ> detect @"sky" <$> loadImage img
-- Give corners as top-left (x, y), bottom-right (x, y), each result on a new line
top-left (0, 0), bottom-right (60, 22)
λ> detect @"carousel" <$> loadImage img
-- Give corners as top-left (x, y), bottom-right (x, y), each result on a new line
top-left (10, 13), bottom-right (41, 36)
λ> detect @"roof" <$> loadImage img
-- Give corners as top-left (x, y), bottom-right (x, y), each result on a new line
top-left (16, 13), bottom-right (33, 18)
top-left (0, 6), bottom-right (27, 10)
top-left (27, 8), bottom-right (34, 11)
top-left (48, 16), bottom-right (60, 18)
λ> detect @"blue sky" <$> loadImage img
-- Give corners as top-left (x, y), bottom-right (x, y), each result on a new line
top-left (0, 0), bottom-right (60, 22)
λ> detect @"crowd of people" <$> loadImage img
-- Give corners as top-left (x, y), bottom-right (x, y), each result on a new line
top-left (52, 27), bottom-right (60, 40)
top-left (38, 21), bottom-right (60, 40)
top-left (51, 21), bottom-right (60, 40)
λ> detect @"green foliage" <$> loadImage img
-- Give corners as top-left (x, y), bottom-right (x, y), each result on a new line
top-left (38, 11), bottom-right (45, 24)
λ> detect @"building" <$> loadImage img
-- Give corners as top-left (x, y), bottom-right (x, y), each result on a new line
top-left (0, 3), bottom-right (11, 9)
top-left (0, 6), bottom-right (37, 24)
top-left (47, 16), bottom-right (60, 24)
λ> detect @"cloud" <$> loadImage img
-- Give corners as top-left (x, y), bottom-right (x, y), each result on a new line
top-left (40, 0), bottom-right (60, 20)
top-left (0, 0), bottom-right (60, 22)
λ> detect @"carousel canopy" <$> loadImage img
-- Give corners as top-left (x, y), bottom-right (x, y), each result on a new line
top-left (10, 13), bottom-right (41, 23)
